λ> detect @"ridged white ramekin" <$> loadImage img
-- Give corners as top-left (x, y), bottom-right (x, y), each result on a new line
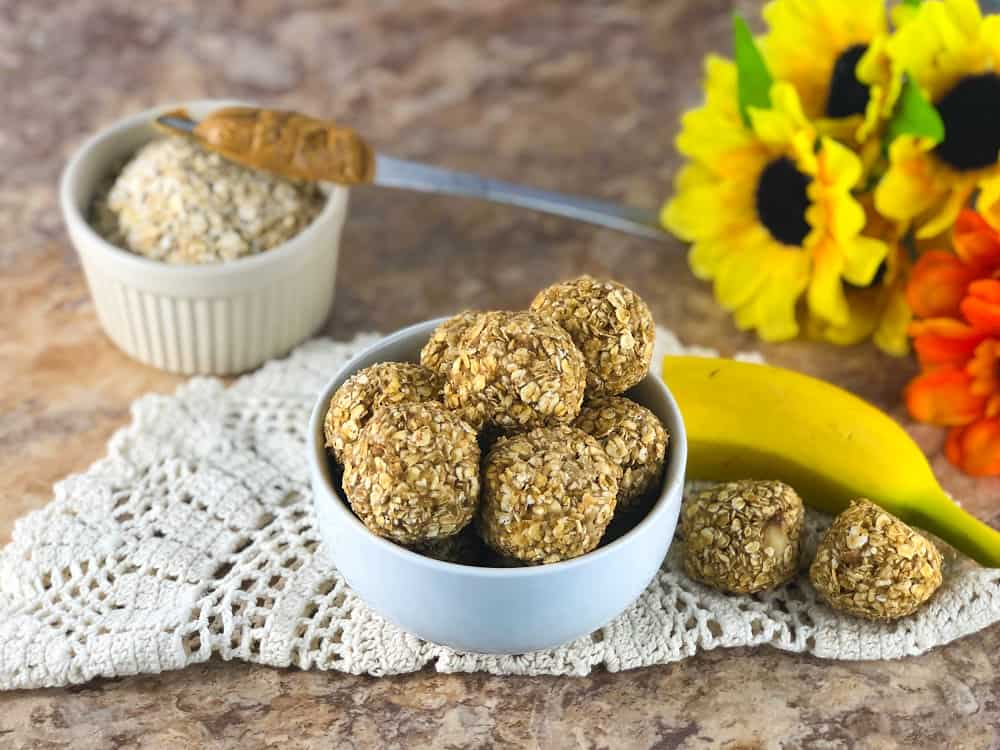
top-left (60, 100), bottom-right (348, 375)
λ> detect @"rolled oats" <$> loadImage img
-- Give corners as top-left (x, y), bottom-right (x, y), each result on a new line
top-left (574, 396), bottom-right (668, 512)
top-left (682, 480), bottom-right (804, 593)
top-left (530, 276), bottom-right (655, 396)
top-left (420, 311), bottom-right (482, 377)
top-left (324, 362), bottom-right (442, 463)
top-left (91, 138), bottom-right (325, 264)
top-left (444, 311), bottom-right (586, 432)
top-left (810, 499), bottom-right (943, 621)
top-left (479, 425), bottom-right (620, 564)
top-left (342, 401), bottom-right (480, 545)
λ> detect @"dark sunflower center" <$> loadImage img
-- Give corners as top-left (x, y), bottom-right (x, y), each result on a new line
top-left (825, 44), bottom-right (871, 118)
top-left (755, 157), bottom-right (811, 246)
top-left (934, 73), bottom-right (1000, 171)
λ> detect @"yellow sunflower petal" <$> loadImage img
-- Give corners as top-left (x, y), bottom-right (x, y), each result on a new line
top-left (738, 252), bottom-right (810, 341)
top-left (674, 57), bottom-right (755, 168)
top-left (810, 290), bottom-right (880, 346)
top-left (712, 234), bottom-right (773, 310)
top-left (841, 234), bottom-right (889, 286)
top-left (873, 287), bottom-right (913, 356)
top-left (975, 172), bottom-right (1000, 230)
top-left (808, 236), bottom-right (850, 326)
top-left (748, 83), bottom-right (811, 150)
top-left (874, 136), bottom-right (948, 226)
top-left (918, 179), bottom-right (977, 239)
top-left (662, 163), bottom-right (723, 241)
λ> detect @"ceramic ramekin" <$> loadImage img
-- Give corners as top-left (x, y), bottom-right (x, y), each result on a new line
top-left (60, 100), bottom-right (349, 375)
top-left (308, 319), bottom-right (688, 654)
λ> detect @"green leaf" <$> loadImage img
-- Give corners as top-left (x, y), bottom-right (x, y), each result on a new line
top-left (733, 14), bottom-right (773, 126)
top-left (886, 75), bottom-right (945, 146)
top-left (902, 0), bottom-right (922, 7)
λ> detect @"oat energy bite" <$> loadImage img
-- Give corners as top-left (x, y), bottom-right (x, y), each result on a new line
top-left (574, 396), bottom-right (668, 511)
top-left (531, 276), bottom-right (655, 396)
top-left (810, 499), bottom-right (943, 621)
top-left (92, 138), bottom-right (325, 264)
top-left (420, 311), bottom-right (482, 377)
top-left (682, 480), bottom-right (804, 594)
top-left (444, 311), bottom-right (587, 432)
top-left (479, 425), bottom-right (620, 564)
top-left (324, 362), bottom-right (442, 463)
top-left (342, 402), bottom-right (480, 545)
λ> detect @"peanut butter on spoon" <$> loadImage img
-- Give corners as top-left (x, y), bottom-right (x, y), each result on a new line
top-left (157, 106), bottom-right (375, 185)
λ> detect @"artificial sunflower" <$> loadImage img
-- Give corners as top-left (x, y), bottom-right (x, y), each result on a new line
top-left (876, 0), bottom-right (1000, 237)
top-left (663, 58), bottom-right (888, 341)
top-left (760, 0), bottom-right (902, 165)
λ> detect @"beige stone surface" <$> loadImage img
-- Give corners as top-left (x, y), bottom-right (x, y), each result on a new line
top-left (1, 0), bottom-right (999, 746)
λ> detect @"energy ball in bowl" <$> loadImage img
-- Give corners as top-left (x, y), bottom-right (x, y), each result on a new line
top-left (574, 396), bottom-right (668, 512)
top-left (810, 499), bottom-right (943, 621)
top-left (324, 362), bottom-right (442, 463)
top-left (420, 311), bottom-right (482, 377)
top-left (682, 480), bottom-right (804, 594)
top-left (479, 425), bottom-right (620, 564)
top-left (531, 276), bottom-right (655, 396)
top-left (342, 401), bottom-right (480, 546)
top-left (444, 311), bottom-right (586, 432)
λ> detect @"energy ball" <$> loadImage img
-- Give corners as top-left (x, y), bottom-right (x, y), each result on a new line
top-left (682, 480), bottom-right (804, 594)
top-left (574, 396), bottom-right (668, 512)
top-left (479, 425), bottom-right (620, 564)
top-left (444, 311), bottom-right (586, 432)
top-left (342, 401), bottom-right (480, 545)
top-left (420, 311), bottom-right (482, 377)
top-left (810, 499), bottom-right (943, 621)
top-left (531, 276), bottom-right (655, 396)
top-left (324, 362), bottom-right (442, 463)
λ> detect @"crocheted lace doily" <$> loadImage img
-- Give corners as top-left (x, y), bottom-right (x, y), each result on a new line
top-left (2, 329), bottom-right (999, 690)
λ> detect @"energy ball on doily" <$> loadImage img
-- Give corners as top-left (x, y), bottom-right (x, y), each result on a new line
top-left (810, 499), bottom-right (943, 621)
top-left (682, 480), bottom-right (804, 594)
top-left (420, 311), bottom-right (482, 378)
top-left (324, 362), bottom-right (442, 463)
top-left (574, 396), bottom-right (668, 512)
top-left (479, 425), bottom-right (620, 564)
top-left (530, 276), bottom-right (655, 396)
top-left (342, 401), bottom-right (480, 545)
top-left (444, 311), bottom-right (587, 432)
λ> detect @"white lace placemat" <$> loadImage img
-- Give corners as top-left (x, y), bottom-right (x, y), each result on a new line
top-left (2, 329), bottom-right (999, 690)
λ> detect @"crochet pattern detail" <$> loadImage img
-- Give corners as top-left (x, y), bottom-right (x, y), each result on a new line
top-left (1, 330), bottom-right (998, 689)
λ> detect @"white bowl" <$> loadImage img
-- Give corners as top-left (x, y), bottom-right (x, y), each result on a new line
top-left (308, 319), bottom-right (688, 654)
top-left (60, 100), bottom-right (349, 375)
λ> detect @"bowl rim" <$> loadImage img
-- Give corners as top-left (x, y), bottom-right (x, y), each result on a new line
top-left (59, 98), bottom-right (347, 279)
top-left (308, 317), bottom-right (688, 578)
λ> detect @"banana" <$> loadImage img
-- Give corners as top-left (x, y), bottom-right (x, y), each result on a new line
top-left (661, 355), bottom-right (1000, 567)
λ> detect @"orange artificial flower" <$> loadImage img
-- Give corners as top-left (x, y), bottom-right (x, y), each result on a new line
top-left (905, 251), bottom-right (976, 319)
top-left (906, 210), bottom-right (1000, 476)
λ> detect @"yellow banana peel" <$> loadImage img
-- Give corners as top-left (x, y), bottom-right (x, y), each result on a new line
top-left (662, 355), bottom-right (1000, 567)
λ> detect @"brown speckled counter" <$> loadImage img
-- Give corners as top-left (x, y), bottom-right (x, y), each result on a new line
top-left (2, 1), bottom-right (999, 747)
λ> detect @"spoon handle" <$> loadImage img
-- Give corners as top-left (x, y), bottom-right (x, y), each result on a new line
top-left (373, 154), bottom-right (667, 240)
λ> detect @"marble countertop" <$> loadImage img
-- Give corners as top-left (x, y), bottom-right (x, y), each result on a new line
top-left (2, 0), bottom-right (999, 747)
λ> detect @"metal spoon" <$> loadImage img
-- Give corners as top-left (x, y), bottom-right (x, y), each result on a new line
top-left (156, 113), bottom-right (667, 241)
